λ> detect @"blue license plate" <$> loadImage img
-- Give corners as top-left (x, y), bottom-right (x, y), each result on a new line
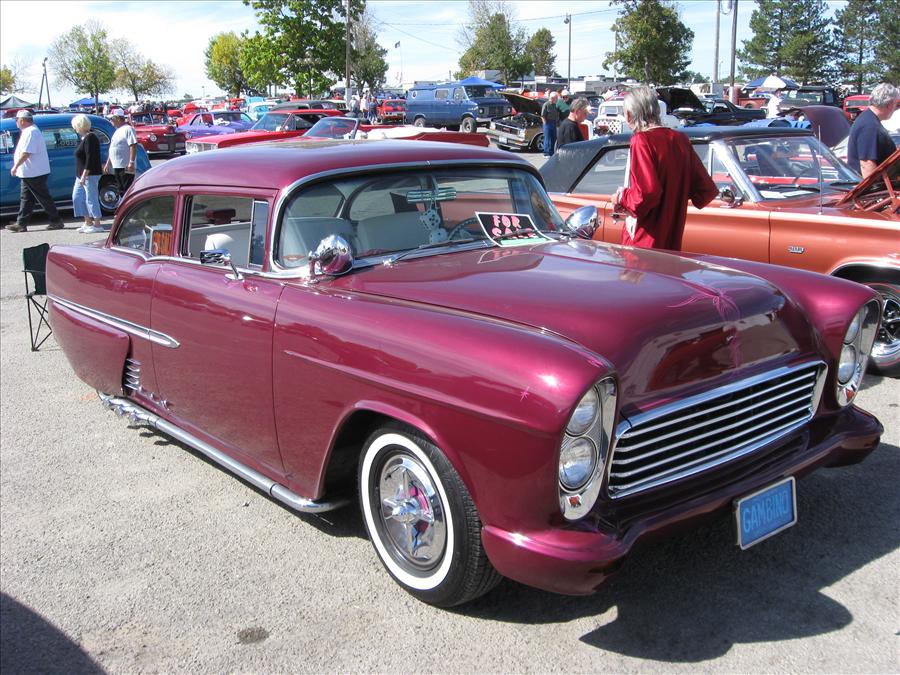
top-left (735, 477), bottom-right (797, 549)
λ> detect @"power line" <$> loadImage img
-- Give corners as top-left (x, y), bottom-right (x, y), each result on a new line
top-left (375, 7), bottom-right (617, 27)
top-left (381, 22), bottom-right (460, 52)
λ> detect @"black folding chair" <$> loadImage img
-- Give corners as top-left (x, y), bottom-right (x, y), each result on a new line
top-left (23, 243), bottom-right (52, 351)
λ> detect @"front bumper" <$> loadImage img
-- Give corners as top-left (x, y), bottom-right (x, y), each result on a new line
top-left (481, 405), bottom-right (882, 596)
top-left (486, 130), bottom-right (532, 149)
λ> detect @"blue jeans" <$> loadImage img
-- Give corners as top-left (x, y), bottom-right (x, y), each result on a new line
top-left (72, 175), bottom-right (101, 219)
top-left (543, 122), bottom-right (558, 156)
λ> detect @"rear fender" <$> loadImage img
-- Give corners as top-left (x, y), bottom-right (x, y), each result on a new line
top-left (50, 301), bottom-right (129, 395)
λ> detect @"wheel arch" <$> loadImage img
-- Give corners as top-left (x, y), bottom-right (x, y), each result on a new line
top-left (831, 263), bottom-right (900, 286)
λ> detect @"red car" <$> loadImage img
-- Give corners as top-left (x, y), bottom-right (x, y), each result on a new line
top-left (45, 140), bottom-right (882, 607)
top-left (184, 108), bottom-right (342, 153)
top-left (843, 94), bottom-right (870, 121)
top-left (129, 111), bottom-right (186, 155)
top-left (376, 98), bottom-right (406, 123)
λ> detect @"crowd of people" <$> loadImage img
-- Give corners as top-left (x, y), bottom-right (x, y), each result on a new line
top-left (540, 90), bottom-right (592, 157)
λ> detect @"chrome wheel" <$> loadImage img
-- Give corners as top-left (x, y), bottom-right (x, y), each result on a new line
top-left (378, 455), bottom-right (447, 571)
top-left (98, 177), bottom-right (121, 215)
top-left (867, 282), bottom-right (900, 376)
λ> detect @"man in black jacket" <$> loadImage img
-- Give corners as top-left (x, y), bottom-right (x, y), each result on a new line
top-left (557, 97), bottom-right (589, 150)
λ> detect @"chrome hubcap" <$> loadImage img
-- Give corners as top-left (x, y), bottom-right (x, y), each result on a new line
top-left (873, 293), bottom-right (900, 360)
top-left (378, 455), bottom-right (446, 571)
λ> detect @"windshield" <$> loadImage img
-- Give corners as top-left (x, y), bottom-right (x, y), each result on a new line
top-left (726, 135), bottom-right (859, 197)
top-left (212, 112), bottom-right (251, 124)
top-left (253, 112), bottom-right (290, 131)
top-left (276, 167), bottom-right (566, 268)
top-left (463, 86), bottom-right (498, 99)
top-left (787, 90), bottom-right (823, 104)
top-left (304, 117), bottom-right (359, 139)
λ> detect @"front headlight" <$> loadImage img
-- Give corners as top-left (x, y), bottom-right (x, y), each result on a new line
top-left (836, 300), bottom-right (880, 406)
top-left (559, 437), bottom-right (597, 490)
top-left (559, 378), bottom-right (617, 520)
top-left (478, 107), bottom-right (484, 115)
top-left (148, 133), bottom-right (158, 142)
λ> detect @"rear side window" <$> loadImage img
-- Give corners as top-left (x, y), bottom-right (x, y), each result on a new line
top-left (183, 194), bottom-right (268, 269)
top-left (435, 89), bottom-right (449, 101)
top-left (574, 147), bottom-right (629, 194)
top-left (41, 127), bottom-right (80, 150)
top-left (114, 196), bottom-right (176, 255)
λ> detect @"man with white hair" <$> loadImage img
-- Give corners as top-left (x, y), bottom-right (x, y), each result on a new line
top-left (847, 82), bottom-right (899, 178)
top-left (8, 109), bottom-right (65, 232)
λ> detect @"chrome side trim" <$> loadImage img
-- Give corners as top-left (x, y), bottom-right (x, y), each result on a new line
top-left (49, 295), bottom-right (180, 348)
top-left (99, 394), bottom-right (347, 513)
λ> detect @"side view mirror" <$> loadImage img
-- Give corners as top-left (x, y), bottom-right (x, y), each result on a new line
top-left (200, 248), bottom-right (243, 280)
top-left (309, 234), bottom-right (353, 278)
top-left (718, 186), bottom-right (744, 208)
top-left (564, 205), bottom-right (598, 239)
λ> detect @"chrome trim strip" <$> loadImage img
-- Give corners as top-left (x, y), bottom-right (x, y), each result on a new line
top-left (99, 394), bottom-right (347, 513)
top-left (50, 296), bottom-right (180, 349)
top-left (606, 361), bottom-right (825, 499)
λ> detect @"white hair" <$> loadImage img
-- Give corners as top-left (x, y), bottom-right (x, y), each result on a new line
top-left (71, 114), bottom-right (92, 134)
top-left (870, 83), bottom-right (900, 108)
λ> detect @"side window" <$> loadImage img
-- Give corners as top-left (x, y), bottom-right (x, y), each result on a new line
top-left (41, 127), bottom-right (80, 151)
top-left (183, 194), bottom-right (256, 268)
top-left (114, 196), bottom-right (175, 255)
top-left (709, 146), bottom-right (744, 198)
top-left (453, 88), bottom-right (464, 101)
top-left (93, 128), bottom-right (111, 144)
top-left (573, 147), bottom-right (629, 194)
top-left (0, 130), bottom-right (19, 154)
top-left (435, 89), bottom-right (449, 101)
top-left (692, 142), bottom-right (710, 171)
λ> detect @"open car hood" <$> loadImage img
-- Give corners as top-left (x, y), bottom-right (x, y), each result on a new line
top-left (798, 105), bottom-right (850, 147)
top-left (837, 147), bottom-right (900, 207)
top-left (656, 87), bottom-right (704, 112)
top-left (500, 92), bottom-right (545, 116)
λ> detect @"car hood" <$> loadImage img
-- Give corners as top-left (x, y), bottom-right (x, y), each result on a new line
top-left (656, 87), bottom-right (704, 112)
top-left (334, 241), bottom-right (808, 397)
top-left (500, 93), bottom-right (546, 116)
top-left (837, 147), bottom-right (900, 206)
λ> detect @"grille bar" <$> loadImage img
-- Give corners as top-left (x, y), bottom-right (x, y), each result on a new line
top-left (607, 362), bottom-right (824, 498)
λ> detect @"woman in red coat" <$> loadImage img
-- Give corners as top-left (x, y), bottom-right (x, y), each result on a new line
top-left (611, 86), bottom-right (718, 250)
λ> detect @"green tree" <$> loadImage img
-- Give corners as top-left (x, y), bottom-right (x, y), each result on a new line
top-left (458, 5), bottom-right (531, 82)
top-left (680, 70), bottom-right (709, 84)
top-left (111, 38), bottom-right (175, 101)
top-left (526, 28), bottom-right (556, 77)
top-left (205, 32), bottom-right (246, 97)
top-left (243, 0), bottom-right (364, 98)
top-left (239, 32), bottom-right (283, 95)
top-left (779, 0), bottom-right (834, 84)
top-left (0, 65), bottom-right (15, 93)
top-left (352, 6), bottom-right (388, 93)
top-left (738, 0), bottom-right (795, 79)
top-left (604, 0), bottom-right (693, 85)
top-left (834, 0), bottom-right (879, 93)
top-left (875, 0), bottom-right (900, 83)
top-left (48, 20), bottom-right (116, 110)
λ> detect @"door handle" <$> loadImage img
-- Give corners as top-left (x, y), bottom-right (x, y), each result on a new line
top-left (610, 211), bottom-right (626, 221)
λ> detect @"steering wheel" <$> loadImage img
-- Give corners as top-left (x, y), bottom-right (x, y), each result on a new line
top-left (446, 217), bottom-right (481, 240)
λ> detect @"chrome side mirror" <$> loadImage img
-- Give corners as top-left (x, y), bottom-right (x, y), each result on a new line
top-left (564, 205), bottom-right (598, 239)
top-left (718, 187), bottom-right (744, 208)
top-left (200, 248), bottom-right (243, 280)
top-left (309, 234), bottom-right (353, 278)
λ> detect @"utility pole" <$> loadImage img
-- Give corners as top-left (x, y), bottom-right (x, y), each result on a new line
top-left (564, 14), bottom-right (572, 89)
top-left (345, 0), bottom-right (351, 104)
top-left (713, 0), bottom-right (720, 84)
top-left (729, 0), bottom-right (738, 90)
top-left (38, 57), bottom-right (50, 108)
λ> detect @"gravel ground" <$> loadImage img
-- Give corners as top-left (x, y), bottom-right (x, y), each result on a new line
top-left (0, 207), bottom-right (897, 674)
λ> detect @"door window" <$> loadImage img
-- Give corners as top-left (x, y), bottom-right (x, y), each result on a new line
top-left (573, 147), bottom-right (629, 194)
top-left (41, 127), bottom-right (80, 150)
top-left (183, 194), bottom-right (258, 268)
top-left (114, 196), bottom-right (176, 255)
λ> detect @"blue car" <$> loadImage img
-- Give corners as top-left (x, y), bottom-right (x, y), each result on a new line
top-left (0, 113), bottom-right (151, 217)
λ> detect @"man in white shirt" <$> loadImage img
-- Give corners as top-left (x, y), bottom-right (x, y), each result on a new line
top-left (104, 108), bottom-right (138, 197)
top-left (8, 109), bottom-right (65, 232)
top-left (766, 90), bottom-right (783, 118)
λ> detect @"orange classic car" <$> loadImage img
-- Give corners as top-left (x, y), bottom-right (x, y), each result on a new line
top-left (541, 128), bottom-right (900, 376)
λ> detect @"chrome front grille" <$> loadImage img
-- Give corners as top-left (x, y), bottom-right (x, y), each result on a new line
top-left (124, 358), bottom-right (141, 391)
top-left (493, 122), bottom-right (520, 134)
top-left (608, 362), bottom-right (825, 498)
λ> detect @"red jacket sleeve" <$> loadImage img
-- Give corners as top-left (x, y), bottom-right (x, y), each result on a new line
top-left (619, 135), bottom-right (661, 218)
top-left (688, 142), bottom-right (719, 209)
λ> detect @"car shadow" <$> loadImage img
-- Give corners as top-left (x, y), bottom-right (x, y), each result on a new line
top-left (1, 593), bottom-right (104, 674)
top-left (457, 441), bottom-right (899, 662)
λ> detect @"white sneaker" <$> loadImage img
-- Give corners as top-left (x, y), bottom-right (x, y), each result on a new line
top-left (77, 224), bottom-right (90, 233)
top-left (79, 226), bottom-right (106, 234)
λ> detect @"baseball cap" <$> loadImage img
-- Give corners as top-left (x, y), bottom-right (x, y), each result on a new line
top-left (15, 109), bottom-right (33, 119)
top-left (108, 108), bottom-right (126, 118)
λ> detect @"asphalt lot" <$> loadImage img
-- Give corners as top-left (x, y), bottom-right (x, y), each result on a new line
top-left (0, 152), bottom-right (898, 673)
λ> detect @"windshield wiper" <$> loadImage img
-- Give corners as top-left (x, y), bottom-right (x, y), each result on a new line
top-left (828, 180), bottom-right (858, 187)
top-left (384, 238), bottom-right (480, 265)
top-left (496, 228), bottom-right (538, 241)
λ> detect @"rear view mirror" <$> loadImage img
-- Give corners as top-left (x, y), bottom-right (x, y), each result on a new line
top-left (564, 205), bottom-right (598, 239)
top-left (718, 187), bottom-right (744, 208)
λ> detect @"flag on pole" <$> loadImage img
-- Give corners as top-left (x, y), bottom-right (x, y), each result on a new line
top-left (395, 41), bottom-right (401, 48)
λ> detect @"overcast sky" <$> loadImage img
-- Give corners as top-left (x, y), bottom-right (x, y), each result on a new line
top-left (0, 0), bottom-right (847, 103)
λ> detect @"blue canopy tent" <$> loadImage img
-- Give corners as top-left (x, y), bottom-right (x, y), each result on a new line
top-left (69, 96), bottom-right (110, 107)
top-left (456, 77), bottom-right (504, 88)
top-left (745, 75), bottom-right (799, 90)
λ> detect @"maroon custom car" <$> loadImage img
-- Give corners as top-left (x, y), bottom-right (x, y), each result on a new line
top-left (46, 141), bottom-right (882, 607)
top-left (129, 112), bottom-right (186, 155)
